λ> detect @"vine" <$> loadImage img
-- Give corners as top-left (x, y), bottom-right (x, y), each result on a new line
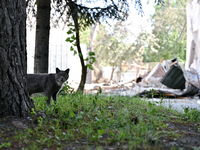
top-left (66, 23), bottom-right (96, 70)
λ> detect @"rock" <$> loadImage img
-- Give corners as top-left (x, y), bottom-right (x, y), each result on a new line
top-left (11, 120), bottom-right (28, 129)
top-left (37, 111), bottom-right (46, 119)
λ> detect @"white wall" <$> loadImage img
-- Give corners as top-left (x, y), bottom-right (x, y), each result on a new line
top-left (27, 27), bottom-right (87, 83)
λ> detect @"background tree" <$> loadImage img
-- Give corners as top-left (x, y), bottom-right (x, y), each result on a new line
top-left (0, 0), bottom-right (34, 117)
top-left (94, 22), bottom-right (138, 81)
top-left (134, 29), bottom-right (159, 62)
top-left (34, 0), bottom-right (51, 73)
top-left (80, 23), bottom-right (102, 83)
top-left (80, 27), bottom-right (91, 47)
top-left (28, 0), bottom-right (130, 91)
top-left (150, 0), bottom-right (187, 62)
top-left (27, 0), bottom-right (165, 91)
top-left (80, 25), bottom-right (159, 82)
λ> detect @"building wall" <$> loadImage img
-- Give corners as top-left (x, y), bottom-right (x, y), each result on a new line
top-left (27, 27), bottom-right (89, 83)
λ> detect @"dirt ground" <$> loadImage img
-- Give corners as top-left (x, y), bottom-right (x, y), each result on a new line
top-left (0, 116), bottom-right (200, 150)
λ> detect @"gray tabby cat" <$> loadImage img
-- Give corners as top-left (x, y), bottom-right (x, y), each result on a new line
top-left (27, 68), bottom-right (70, 105)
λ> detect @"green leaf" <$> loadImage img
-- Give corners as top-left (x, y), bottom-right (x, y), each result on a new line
top-left (184, 107), bottom-right (189, 114)
top-left (55, 135), bottom-right (60, 140)
top-left (70, 40), bottom-right (74, 43)
top-left (98, 129), bottom-right (104, 135)
top-left (99, 87), bottom-right (102, 94)
top-left (151, 108), bottom-right (157, 115)
top-left (70, 46), bottom-right (74, 51)
top-left (89, 52), bottom-right (95, 56)
top-left (73, 50), bottom-right (77, 55)
top-left (65, 37), bottom-right (71, 42)
top-left (69, 110), bottom-right (75, 118)
top-left (36, 140), bottom-right (41, 143)
top-left (84, 57), bottom-right (89, 61)
top-left (71, 35), bottom-right (76, 40)
top-left (68, 23), bottom-right (74, 27)
top-left (109, 132), bottom-right (115, 137)
top-left (67, 30), bottom-right (72, 34)
top-left (86, 64), bottom-right (94, 70)
top-left (90, 56), bottom-right (96, 63)
top-left (90, 65), bottom-right (94, 70)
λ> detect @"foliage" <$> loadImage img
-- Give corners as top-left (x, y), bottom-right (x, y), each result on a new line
top-left (1, 91), bottom-right (200, 149)
top-left (149, 0), bottom-right (187, 62)
top-left (0, 142), bottom-right (11, 149)
top-left (94, 22), bottom-right (137, 68)
top-left (59, 81), bottom-right (75, 95)
top-left (66, 23), bottom-right (96, 70)
top-left (180, 107), bottom-right (200, 122)
top-left (26, 0), bottom-right (166, 92)
top-left (12, 92), bottom-right (191, 149)
top-left (65, 23), bottom-right (77, 56)
top-left (27, 0), bottom-right (165, 31)
top-left (134, 29), bottom-right (160, 62)
top-left (41, 0), bottom-right (131, 30)
top-left (79, 27), bottom-right (91, 47)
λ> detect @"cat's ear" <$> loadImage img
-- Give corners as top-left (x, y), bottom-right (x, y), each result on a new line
top-left (65, 68), bottom-right (70, 74)
top-left (56, 68), bottom-right (60, 73)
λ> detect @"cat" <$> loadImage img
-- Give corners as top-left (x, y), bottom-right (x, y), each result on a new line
top-left (27, 68), bottom-right (70, 105)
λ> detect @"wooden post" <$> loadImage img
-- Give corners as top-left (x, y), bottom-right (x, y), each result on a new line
top-left (170, 61), bottom-right (178, 67)
top-left (196, 73), bottom-right (200, 89)
top-left (159, 57), bottom-right (164, 64)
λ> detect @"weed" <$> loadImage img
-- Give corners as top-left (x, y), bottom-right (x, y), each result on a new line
top-left (0, 142), bottom-right (11, 148)
top-left (59, 81), bottom-right (75, 95)
top-left (11, 92), bottom-right (193, 149)
top-left (181, 106), bottom-right (200, 121)
top-left (30, 108), bottom-right (37, 115)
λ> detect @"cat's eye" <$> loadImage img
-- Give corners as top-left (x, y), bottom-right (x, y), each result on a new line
top-left (59, 75), bottom-right (61, 77)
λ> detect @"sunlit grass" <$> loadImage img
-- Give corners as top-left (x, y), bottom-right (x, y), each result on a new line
top-left (13, 91), bottom-right (200, 149)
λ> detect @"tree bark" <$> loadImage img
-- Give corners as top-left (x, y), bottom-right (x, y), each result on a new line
top-left (110, 65), bottom-right (117, 81)
top-left (34, 0), bottom-right (51, 73)
top-left (89, 23), bottom-right (99, 48)
top-left (74, 16), bottom-right (87, 92)
top-left (119, 59), bottom-right (122, 82)
top-left (89, 23), bottom-right (102, 83)
top-left (0, 0), bottom-right (35, 118)
top-left (69, 0), bottom-right (87, 92)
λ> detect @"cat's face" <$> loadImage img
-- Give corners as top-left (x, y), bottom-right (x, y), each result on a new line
top-left (55, 68), bottom-right (70, 86)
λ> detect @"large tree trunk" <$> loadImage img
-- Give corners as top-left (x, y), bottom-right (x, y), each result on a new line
top-left (34, 0), bottom-right (51, 73)
top-left (0, 0), bottom-right (35, 118)
top-left (69, 0), bottom-right (87, 92)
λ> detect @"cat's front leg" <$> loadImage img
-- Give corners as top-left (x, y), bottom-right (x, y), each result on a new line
top-left (45, 92), bottom-right (52, 105)
top-left (52, 91), bottom-right (58, 104)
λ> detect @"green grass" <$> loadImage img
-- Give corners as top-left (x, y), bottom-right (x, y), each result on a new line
top-left (13, 92), bottom-right (200, 149)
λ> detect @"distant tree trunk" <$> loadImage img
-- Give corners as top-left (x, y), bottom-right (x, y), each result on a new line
top-left (69, 0), bottom-right (87, 92)
top-left (0, 0), bottom-right (35, 118)
top-left (89, 23), bottom-right (99, 48)
top-left (90, 23), bottom-right (102, 83)
top-left (34, 0), bottom-right (51, 73)
top-left (110, 65), bottom-right (117, 81)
